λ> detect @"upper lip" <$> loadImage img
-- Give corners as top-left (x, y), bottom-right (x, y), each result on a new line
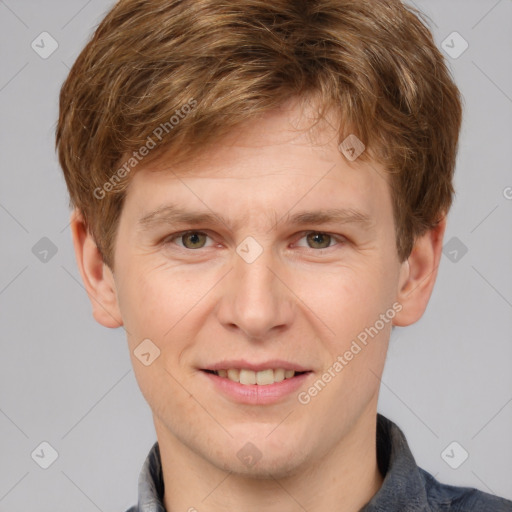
top-left (202, 359), bottom-right (312, 372)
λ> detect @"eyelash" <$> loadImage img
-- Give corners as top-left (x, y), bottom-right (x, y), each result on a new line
top-left (162, 230), bottom-right (346, 252)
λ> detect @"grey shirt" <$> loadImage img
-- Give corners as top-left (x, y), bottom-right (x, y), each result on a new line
top-left (126, 414), bottom-right (512, 511)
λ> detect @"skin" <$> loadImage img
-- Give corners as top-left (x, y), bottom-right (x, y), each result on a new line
top-left (70, 97), bottom-right (446, 512)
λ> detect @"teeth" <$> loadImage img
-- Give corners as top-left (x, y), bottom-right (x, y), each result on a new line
top-left (215, 368), bottom-right (299, 385)
top-left (240, 369), bottom-right (256, 385)
top-left (256, 369), bottom-right (274, 385)
top-left (273, 368), bottom-right (285, 382)
top-left (227, 368), bottom-right (240, 382)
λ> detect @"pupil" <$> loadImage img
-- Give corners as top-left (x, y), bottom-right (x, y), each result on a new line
top-left (310, 233), bottom-right (330, 248)
top-left (185, 232), bottom-right (203, 248)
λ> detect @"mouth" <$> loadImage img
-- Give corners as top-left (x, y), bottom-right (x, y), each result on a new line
top-left (199, 360), bottom-right (314, 404)
top-left (201, 368), bottom-right (310, 386)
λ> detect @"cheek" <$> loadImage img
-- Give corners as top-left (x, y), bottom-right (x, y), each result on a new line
top-left (118, 262), bottom-right (198, 344)
top-left (120, 266), bottom-right (200, 417)
top-left (299, 270), bottom-right (393, 421)
top-left (296, 262), bottom-right (389, 337)
top-left (296, 259), bottom-right (396, 396)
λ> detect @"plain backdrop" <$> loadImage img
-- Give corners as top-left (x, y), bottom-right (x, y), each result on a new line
top-left (0, 0), bottom-right (511, 510)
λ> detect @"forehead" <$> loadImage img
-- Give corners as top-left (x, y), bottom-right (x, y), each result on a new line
top-left (122, 100), bottom-right (393, 230)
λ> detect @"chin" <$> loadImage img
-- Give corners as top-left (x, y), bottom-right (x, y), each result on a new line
top-left (215, 441), bottom-right (311, 480)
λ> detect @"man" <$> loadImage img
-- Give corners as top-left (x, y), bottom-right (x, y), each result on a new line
top-left (56, 0), bottom-right (512, 510)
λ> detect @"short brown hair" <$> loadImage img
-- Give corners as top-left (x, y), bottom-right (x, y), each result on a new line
top-left (56, 0), bottom-right (463, 269)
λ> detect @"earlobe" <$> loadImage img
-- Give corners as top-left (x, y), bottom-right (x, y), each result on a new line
top-left (392, 217), bottom-right (447, 327)
top-left (69, 208), bottom-right (123, 329)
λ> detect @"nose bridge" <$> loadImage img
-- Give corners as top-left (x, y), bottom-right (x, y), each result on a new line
top-left (218, 236), bottom-right (293, 339)
top-left (236, 241), bottom-right (276, 302)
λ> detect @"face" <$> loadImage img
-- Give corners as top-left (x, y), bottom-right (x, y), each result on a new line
top-left (77, 98), bottom-right (439, 479)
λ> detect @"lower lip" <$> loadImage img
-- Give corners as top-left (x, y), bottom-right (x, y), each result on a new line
top-left (201, 371), bottom-right (312, 405)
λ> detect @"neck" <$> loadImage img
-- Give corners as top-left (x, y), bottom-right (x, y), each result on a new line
top-left (156, 410), bottom-right (383, 512)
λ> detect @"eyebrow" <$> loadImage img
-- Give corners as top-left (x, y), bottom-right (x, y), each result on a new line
top-left (137, 205), bottom-right (374, 232)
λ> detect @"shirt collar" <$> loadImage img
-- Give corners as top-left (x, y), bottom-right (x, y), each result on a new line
top-left (135, 414), bottom-right (431, 512)
top-left (136, 440), bottom-right (166, 512)
top-left (361, 414), bottom-right (432, 511)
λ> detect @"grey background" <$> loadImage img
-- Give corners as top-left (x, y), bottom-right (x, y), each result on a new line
top-left (0, 0), bottom-right (511, 510)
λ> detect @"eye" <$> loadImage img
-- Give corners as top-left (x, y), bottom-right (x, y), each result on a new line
top-left (295, 231), bottom-right (344, 250)
top-left (162, 230), bottom-right (344, 252)
top-left (165, 231), bottom-right (212, 249)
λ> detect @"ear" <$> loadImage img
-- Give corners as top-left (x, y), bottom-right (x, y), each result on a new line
top-left (393, 216), bottom-right (447, 327)
top-left (69, 208), bottom-right (123, 328)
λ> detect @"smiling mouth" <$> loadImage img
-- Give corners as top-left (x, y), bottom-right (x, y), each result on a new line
top-left (202, 368), bottom-right (310, 386)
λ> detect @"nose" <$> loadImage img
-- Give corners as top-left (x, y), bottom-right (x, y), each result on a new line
top-left (215, 243), bottom-right (295, 341)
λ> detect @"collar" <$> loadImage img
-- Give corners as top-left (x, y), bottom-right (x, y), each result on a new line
top-left (360, 414), bottom-right (432, 511)
top-left (132, 415), bottom-right (445, 512)
top-left (136, 439), bottom-right (166, 512)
